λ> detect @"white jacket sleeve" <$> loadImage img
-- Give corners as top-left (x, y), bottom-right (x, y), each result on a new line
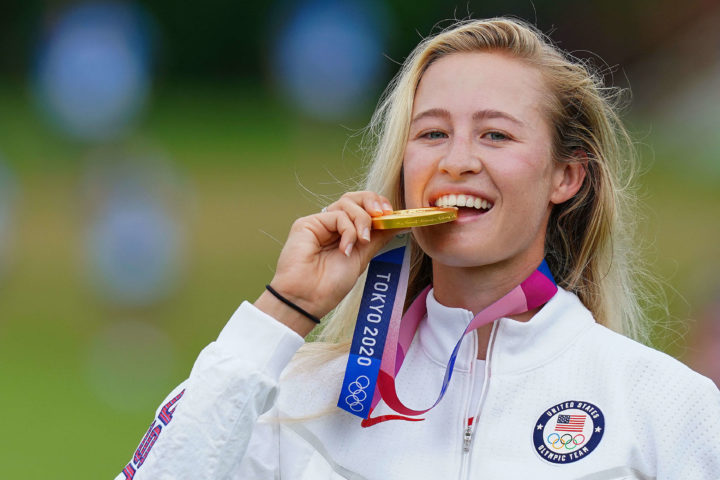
top-left (115, 301), bottom-right (305, 480)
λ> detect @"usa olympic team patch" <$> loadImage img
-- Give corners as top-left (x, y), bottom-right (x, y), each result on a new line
top-left (532, 400), bottom-right (604, 464)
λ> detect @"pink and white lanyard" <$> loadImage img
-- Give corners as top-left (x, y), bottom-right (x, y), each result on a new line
top-left (338, 234), bottom-right (558, 419)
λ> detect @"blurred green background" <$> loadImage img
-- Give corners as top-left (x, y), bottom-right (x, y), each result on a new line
top-left (1, 1), bottom-right (719, 478)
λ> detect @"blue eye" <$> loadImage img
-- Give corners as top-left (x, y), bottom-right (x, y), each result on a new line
top-left (424, 130), bottom-right (447, 139)
top-left (486, 131), bottom-right (508, 141)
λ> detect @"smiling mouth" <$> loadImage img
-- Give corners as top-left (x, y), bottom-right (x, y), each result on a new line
top-left (433, 194), bottom-right (493, 213)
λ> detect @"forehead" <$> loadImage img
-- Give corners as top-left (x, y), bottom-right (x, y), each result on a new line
top-left (413, 52), bottom-right (548, 123)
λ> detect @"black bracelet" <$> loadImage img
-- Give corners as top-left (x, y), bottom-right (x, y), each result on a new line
top-left (265, 284), bottom-right (321, 324)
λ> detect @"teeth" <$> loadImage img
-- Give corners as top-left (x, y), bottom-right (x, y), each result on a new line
top-left (434, 194), bottom-right (493, 210)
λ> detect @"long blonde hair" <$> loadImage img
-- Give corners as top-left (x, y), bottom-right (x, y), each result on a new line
top-left (306, 17), bottom-right (652, 356)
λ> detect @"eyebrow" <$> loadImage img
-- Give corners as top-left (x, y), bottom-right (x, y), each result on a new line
top-left (411, 108), bottom-right (525, 127)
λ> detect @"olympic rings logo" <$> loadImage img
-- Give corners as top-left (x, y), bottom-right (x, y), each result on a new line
top-left (546, 433), bottom-right (586, 450)
top-left (344, 375), bottom-right (371, 412)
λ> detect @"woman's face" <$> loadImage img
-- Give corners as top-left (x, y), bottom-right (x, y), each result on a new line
top-left (403, 51), bottom-right (571, 270)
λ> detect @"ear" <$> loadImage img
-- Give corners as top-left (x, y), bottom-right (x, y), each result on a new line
top-left (549, 151), bottom-right (587, 205)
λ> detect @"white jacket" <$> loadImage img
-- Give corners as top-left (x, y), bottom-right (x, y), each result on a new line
top-left (116, 288), bottom-right (720, 479)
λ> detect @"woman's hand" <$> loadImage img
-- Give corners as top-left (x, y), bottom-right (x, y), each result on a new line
top-left (254, 191), bottom-right (397, 337)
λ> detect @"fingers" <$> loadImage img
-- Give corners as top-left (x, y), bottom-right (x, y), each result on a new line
top-left (292, 191), bottom-right (394, 258)
top-left (336, 213), bottom-right (358, 257)
top-left (327, 191), bottom-right (393, 216)
top-left (325, 191), bottom-right (394, 245)
top-left (310, 210), bottom-right (359, 256)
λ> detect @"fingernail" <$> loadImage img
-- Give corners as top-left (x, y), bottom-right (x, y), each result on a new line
top-left (362, 228), bottom-right (370, 241)
top-left (383, 202), bottom-right (393, 212)
top-left (345, 243), bottom-right (354, 257)
top-left (373, 201), bottom-right (382, 213)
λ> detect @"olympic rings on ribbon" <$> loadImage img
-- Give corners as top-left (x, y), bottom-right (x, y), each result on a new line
top-left (344, 375), bottom-right (371, 412)
top-left (546, 432), bottom-right (586, 450)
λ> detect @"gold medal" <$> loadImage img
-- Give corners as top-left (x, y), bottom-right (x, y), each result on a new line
top-left (371, 207), bottom-right (458, 230)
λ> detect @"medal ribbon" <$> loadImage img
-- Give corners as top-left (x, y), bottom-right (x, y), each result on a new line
top-left (338, 235), bottom-right (557, 418)
top-left (337, 234), bottom-right (411, 418)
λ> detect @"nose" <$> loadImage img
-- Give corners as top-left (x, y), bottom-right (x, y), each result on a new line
top-left (437, 134), bottom-right (482, 178)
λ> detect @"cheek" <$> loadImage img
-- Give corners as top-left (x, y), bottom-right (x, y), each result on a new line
top-left (505, 164), bottom-right (551, 216)
top-left (501, 150), bottom-right (553, 187)
top-left (402, 152), bottom-right (433, 207)
top-left (495, 157), bottom-right (554, 213)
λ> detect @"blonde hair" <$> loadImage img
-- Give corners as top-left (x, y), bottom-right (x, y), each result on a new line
top-left (307, 17), bottom-right (652, 356)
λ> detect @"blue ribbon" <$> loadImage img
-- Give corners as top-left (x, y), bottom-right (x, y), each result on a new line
top-left (337, 235), bottom-right (409, 418)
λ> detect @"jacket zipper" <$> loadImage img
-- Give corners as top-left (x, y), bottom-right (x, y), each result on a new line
top-left (462, 344), bottom-right (477, 454)
top-left (463, 423), bottom-right (473, 452)
top-left (458, 330), bottom-right (478, 479)
top-left (459, 320), bottom-right (500, 477)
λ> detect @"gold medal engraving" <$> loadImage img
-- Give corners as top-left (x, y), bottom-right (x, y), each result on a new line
top-left (371, 207), bottom-right (458, 230)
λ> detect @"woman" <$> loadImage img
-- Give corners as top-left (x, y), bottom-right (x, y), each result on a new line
top-left (117, 18), bottom-right (720, 479)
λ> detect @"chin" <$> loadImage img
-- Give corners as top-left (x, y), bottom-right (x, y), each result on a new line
top-left (414, 226), bottom-right (489, 262)
top-left (415, 239), bottom-right (496, 269)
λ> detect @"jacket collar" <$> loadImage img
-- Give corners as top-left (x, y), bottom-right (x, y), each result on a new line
top-left (419, 289), bottom-right (476, 372)
top-left (417, 287), bottom-right (595, 375)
